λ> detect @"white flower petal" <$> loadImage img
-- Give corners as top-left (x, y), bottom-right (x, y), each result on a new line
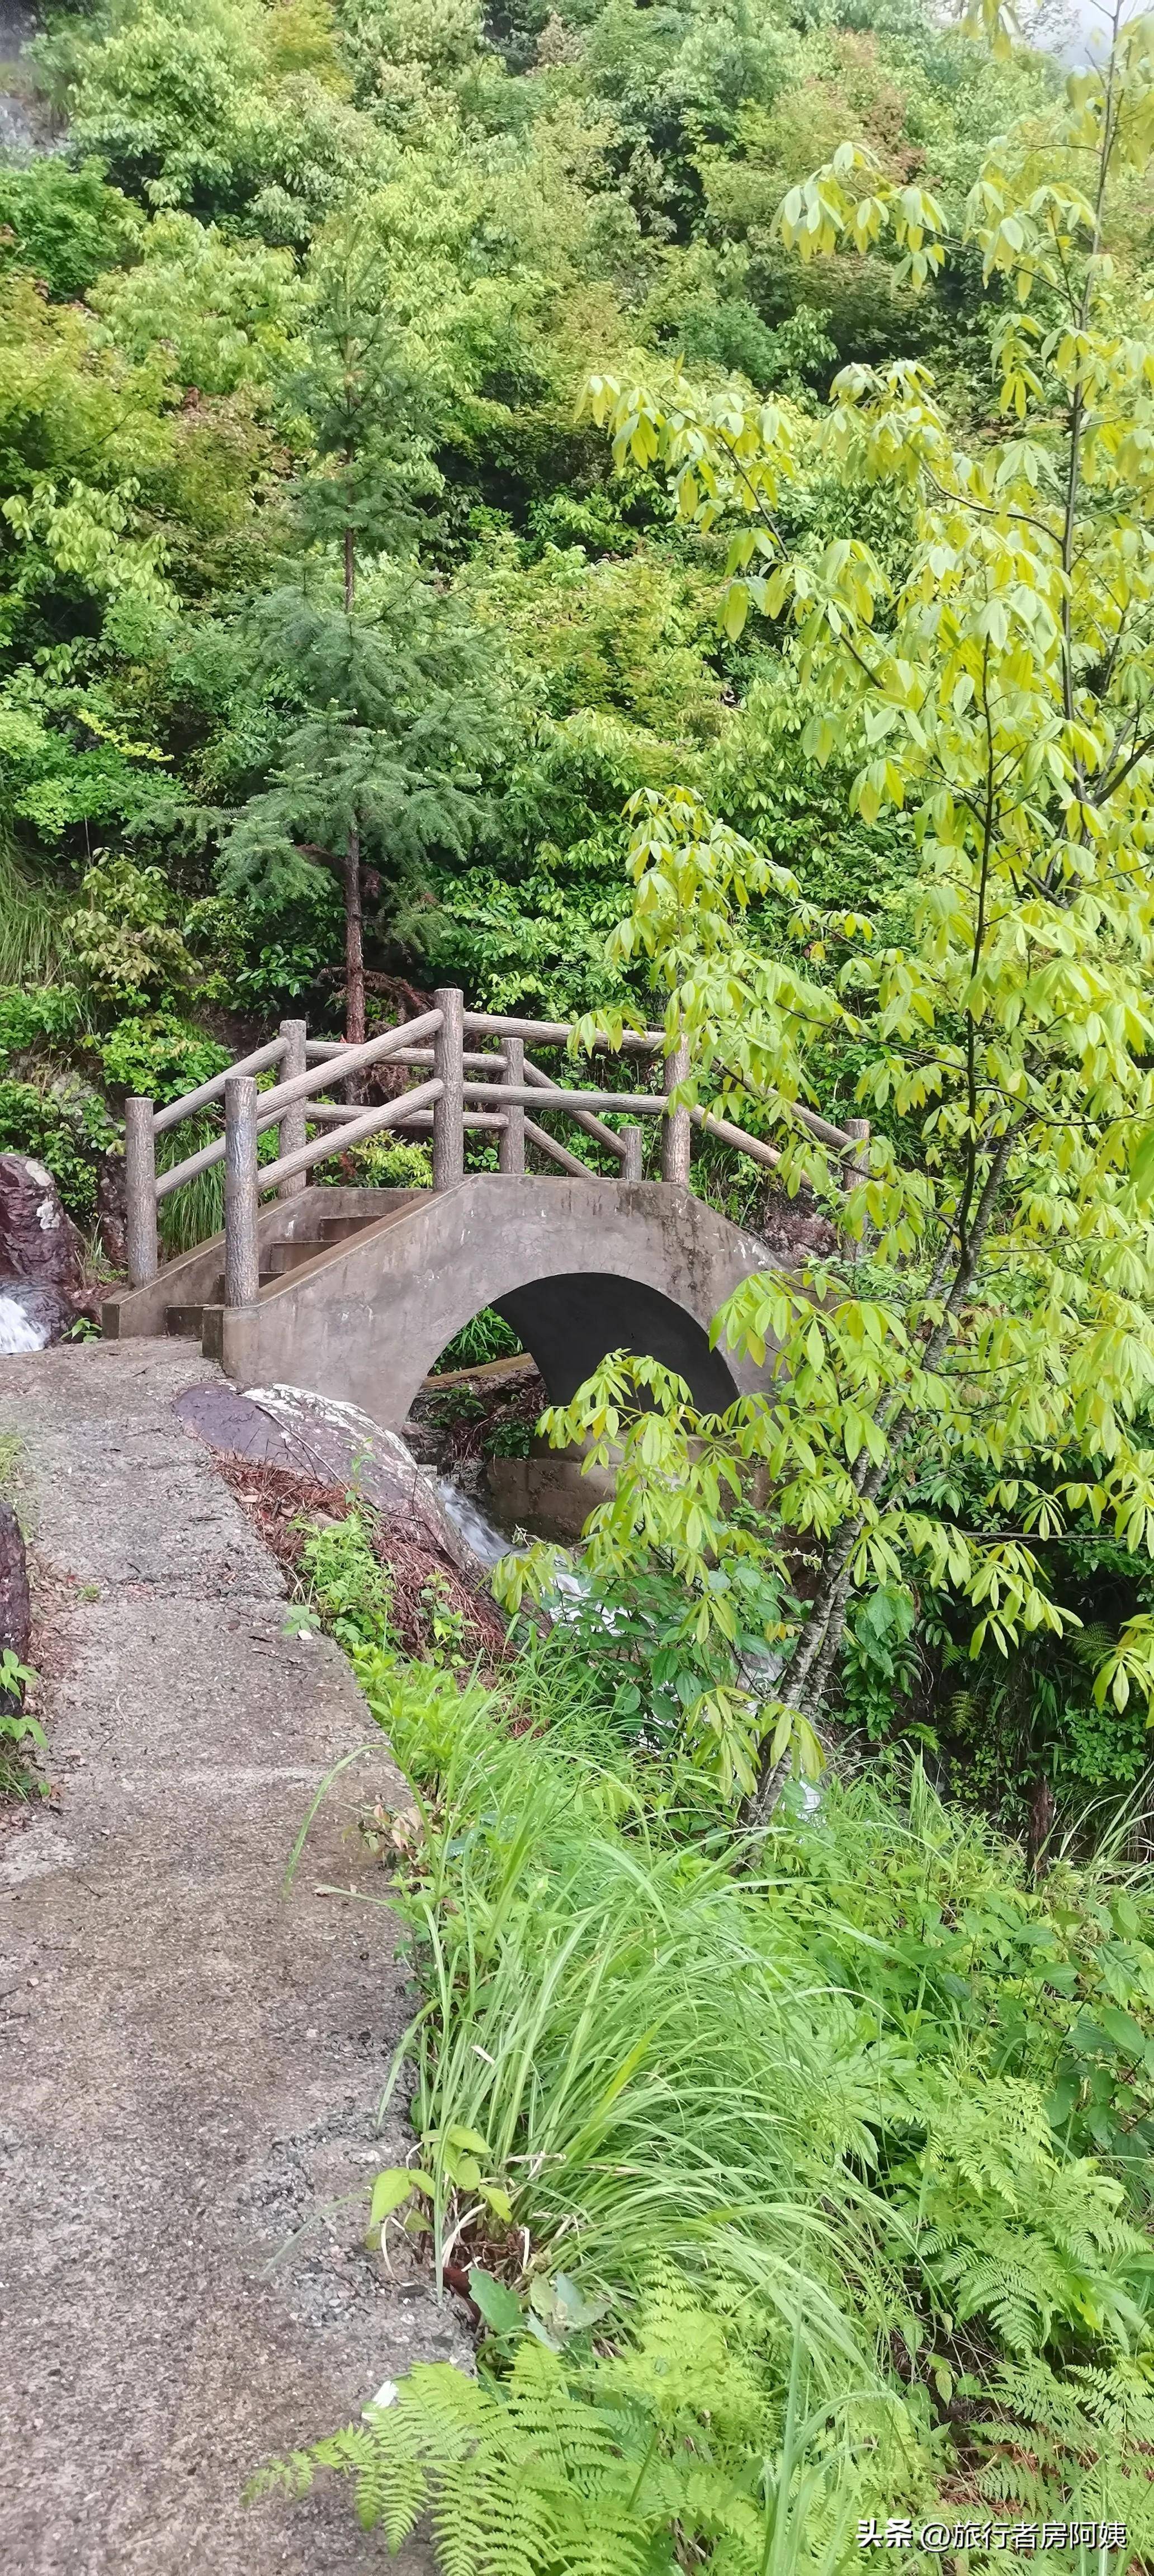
top-left (363, 2377), bottom-right (399, 2417)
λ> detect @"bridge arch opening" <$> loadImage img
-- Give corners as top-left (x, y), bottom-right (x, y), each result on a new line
top-left (484, 1270), bottom-right (738, 1413)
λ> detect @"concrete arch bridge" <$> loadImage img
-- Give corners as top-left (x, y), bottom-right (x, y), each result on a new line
top-left (103, 993), bottom-right (867, 1428)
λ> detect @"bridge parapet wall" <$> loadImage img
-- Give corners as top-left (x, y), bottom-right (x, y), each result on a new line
top-left (207, 1174), bottom-right (779, 1429)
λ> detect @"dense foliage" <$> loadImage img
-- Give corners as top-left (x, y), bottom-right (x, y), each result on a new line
top-left (7, 8), bottom-right (1154, 1859)
top-left (11, 3), bottom-right (1154, 2556)
top-left (252, 1504), bottom-right (1154, 2569)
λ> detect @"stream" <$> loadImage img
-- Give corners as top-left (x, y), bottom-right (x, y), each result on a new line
top-left (433, 1474), bottom-right (518, 1570)
top-left (434, 1460), bottom-right (820, 1817)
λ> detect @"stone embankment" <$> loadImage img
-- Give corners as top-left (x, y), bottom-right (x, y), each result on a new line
top-left (0, 1342), bottom-right (467, 2575)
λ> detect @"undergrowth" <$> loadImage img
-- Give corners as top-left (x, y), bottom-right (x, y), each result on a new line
top-left (253, 1514), bottom-right (1154, 2570)
top-left (0, 1648), bottom-right (46, 1801)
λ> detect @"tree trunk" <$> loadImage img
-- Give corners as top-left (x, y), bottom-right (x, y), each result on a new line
top-left (345, 820), bottom-right (365, 1050)
top-left (342, 521), bottom-right (366, 1053)
top-left (1027, 1774), bottom-right (1056, 1881)
top-left (744, 1120), bottom-right (1025, 1825)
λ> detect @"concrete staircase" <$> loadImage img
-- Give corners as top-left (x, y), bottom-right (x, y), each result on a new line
top-left (105, 1186), bottom-right (427, 1375)
top-left (163, 1205), bottom-right (389, 1344)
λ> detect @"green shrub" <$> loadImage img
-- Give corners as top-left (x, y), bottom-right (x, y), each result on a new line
top-left (316, 1134), bottom-right (433, 1190)
top-left (261, 1641), bottom-right (1154, 2566)
top-left (64, 858), bottom-right (196, 1014)
top-left (434, 1308), bottom-right (523, 1371)
top-left (0, 1074), bottom-right (117, 1225)
top-left (0, 983), bottom-right (86, 1063)
top-left (96, 1012), bottom-right (229, 1105)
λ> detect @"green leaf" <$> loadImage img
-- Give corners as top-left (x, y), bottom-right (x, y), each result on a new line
top-left (479, 2180), bottom-right (514, 2223)
top-left (370, 2168), bottom-right (418, 2225)
top-left (1130, 1123), bottom-right (1154, 1204)
top-left (468, 2269), bottom-right (523, 2334)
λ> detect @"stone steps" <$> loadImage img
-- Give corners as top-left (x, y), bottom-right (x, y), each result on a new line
top-left (164, 1209), bottom-right (383, 1345)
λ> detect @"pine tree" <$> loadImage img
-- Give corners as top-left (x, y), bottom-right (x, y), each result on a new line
top-left (220, 212), bottom-right (503, 1039)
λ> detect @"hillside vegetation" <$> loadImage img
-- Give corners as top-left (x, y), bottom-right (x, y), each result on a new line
top-left (9, 2), bottom-right (1154, 2557)
top-left (7, 0), bottom-right (1154, 1825)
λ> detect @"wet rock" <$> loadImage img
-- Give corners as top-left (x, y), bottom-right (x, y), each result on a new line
top-left (172, 1379), bottom-right (481, 1578)
top-left (0, 1496), bottom-right (30, 1669)
top-left (755, 1185), bottom-right (839, 1267)
top-left (96, 1153), bottom-right (128, 1273)
top-left (0, 1277), bottom-right (73, 1354)
top-left (0, 1155), bottom-right (84, 1298)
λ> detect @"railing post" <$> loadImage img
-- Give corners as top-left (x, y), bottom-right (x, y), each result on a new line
top-left (277, 1019), bottom-right (308, 1198)
top-left (124, 1096), bottom-right (158, 1287)
top-left (432, 988), bottom-right (464, 1190)
top-left (224, 1074), bottom-right (260, 1306)
top-left (661, 1038), bottom-right (691, 1185)
top-left (498, 1033), bottom-right (525, 1176)
top-left (621, 1123), bottom-right (643, 1183)
top-left (844, 1118), bottom-right (871, 1180)
top-left (843, 1117), bottom-right (871, 1256)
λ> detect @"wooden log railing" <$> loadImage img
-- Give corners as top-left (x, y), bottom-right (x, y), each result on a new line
top-left (122, 988), bottom-right (868, 1299)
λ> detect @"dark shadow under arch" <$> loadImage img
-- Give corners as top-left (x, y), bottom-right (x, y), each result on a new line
top-left (493, 1270), bottom-right (738, 1412)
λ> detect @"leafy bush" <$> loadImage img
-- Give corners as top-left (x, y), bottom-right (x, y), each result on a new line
top-left (544, 1546), bottom-right (794, 1774)
top-left (316, 1133), bottom-right (433, 1191)
top-left (65, 858), bottom-right (196, 1014)
top-left (486, 1415), bottom-right (533, 1459)
top-left (296, 1510), bottom-right (395, 1656)
top-left (260, 1632), bottom-right (1154, 2567)
top-left (0, 983), bottom-right (86, 1062)
top-left (434, 1308), bottom-right (523, 1371)
top-left (0, 159), bottom-right (140, 299)
top-left (0, 1074), bottom-right (117, 1224)
top-left (96, 1012), bottom-right (229, 1105)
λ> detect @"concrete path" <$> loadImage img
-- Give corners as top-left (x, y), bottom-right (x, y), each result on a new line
top-left (0, 1343), bottom-right (466, 2575)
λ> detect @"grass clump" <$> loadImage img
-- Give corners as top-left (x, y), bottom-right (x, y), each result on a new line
top-left (256, 1535), bottom-right (1154, 2568)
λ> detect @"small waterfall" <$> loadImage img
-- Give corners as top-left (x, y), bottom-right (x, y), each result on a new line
top-left (0, 6), bottom-right (58, 156)
top-left (434, 1475), bottom-right (519, 1570)
top-left (0, 1291), bottom-right (50, 1353)
top-left (434, 1470), bottom-right (594, 1618)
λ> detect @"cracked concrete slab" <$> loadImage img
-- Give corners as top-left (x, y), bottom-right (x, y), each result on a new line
top-left (0, 1344), bottom-right (467, 2574)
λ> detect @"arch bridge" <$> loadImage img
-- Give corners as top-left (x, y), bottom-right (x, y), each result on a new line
top-left (102, 992), bottom-right (867, 1427)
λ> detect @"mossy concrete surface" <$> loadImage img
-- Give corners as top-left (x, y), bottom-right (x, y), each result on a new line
top-left (0, 1342), bottom-right (467, 2575)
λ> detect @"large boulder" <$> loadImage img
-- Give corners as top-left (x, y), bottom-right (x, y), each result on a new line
top-left (0, 1155), bottom-right (84, 1299)
top-left (173, 1380), bottom-right (483, 1580)
top-left (0, 1497), bottom-right (30, 1668)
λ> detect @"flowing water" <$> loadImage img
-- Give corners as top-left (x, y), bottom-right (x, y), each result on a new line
top-left (0, 4), bottom-right (51, 153)
top-left (434, 1474), bottom-right (518, 1569)
top-left (0, 1292), bottom-right (50, 1353)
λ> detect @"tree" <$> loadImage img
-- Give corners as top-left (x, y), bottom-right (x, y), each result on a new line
top-left (36, 0), bottom-right (372, 239)
top-left (220, 215), bottom-right (505, 1040)
top-left (508, 2), bottom-right (1154, 1814)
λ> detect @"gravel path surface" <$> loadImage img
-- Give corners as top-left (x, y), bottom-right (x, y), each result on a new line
top-left (0, 1343), bottom-right (466, 2575)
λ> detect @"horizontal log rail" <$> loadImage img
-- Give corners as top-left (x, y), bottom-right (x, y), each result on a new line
top-left (121, 986), bottom-right (868, 1295)
top-left (152, 1034), bottom-right (289, 1135)
top-left (257, 1079), bottom-right (443, 1199)
top-left (463, 1010), bottom-right (664, 1054)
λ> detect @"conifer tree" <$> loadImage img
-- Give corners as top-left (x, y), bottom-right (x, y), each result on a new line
top-left (220, 214), bottom-right (502, 1039)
